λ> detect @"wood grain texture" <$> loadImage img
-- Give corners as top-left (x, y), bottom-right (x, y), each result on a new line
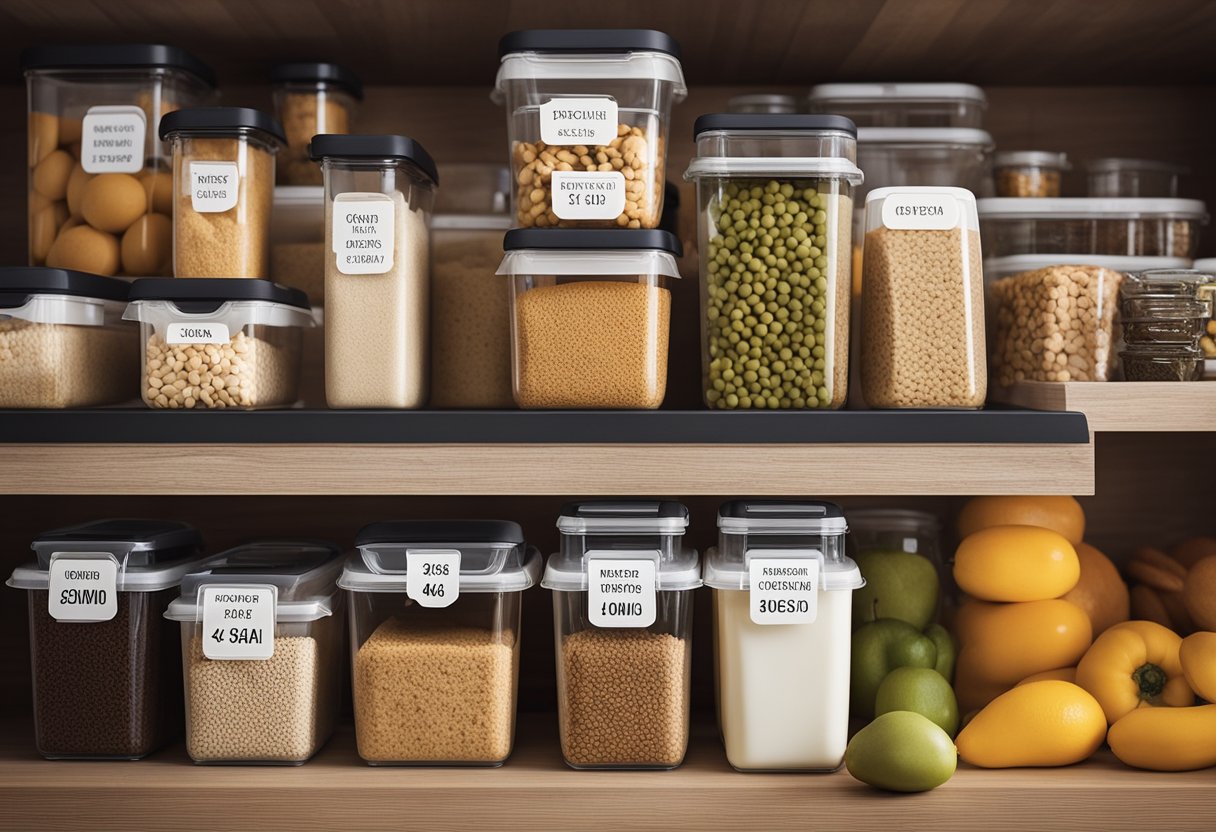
top-left (989, 382), bottom-right (1216, 431)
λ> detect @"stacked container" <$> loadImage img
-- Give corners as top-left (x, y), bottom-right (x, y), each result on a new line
top-left (1118, 269), bottom-right (1214, 381)
top-left (271, 63), bottom-right (361, 187)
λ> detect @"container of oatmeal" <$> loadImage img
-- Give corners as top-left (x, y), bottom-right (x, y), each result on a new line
top-left (271, 62), bottom-right (361, 186)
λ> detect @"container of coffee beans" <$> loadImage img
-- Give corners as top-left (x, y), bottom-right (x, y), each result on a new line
top-left (543, 501), bottom-right (699, 770)
top-left (6, 519), bottom-right (207, 759)
top-left (339, 520), bottom-right (541, 766)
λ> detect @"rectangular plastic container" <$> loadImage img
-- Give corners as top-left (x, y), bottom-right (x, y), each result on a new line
top-left (124, 278), bottom-right (313, 409)
top-left (497, 228), bottom-right (681, 408)
top-left (0, 267), bottom-right (138, 407)
top-left (856, 127), bottom-right (995, 205)
top-left (22, 44), bottom-right (215, 276)
top-left (807, 83), bottom-right (987, 128)
top-left (340, 520), bottom-right (540, 766)
top-left (166, 541), bottom-right (344, 764)
top-left (705, 501), bottom-right (862, 772)
top-left (270, 186), bottom-right (325, 303)
top-left (1087, 158), bottom-right (1187, 198)
top-left (493, 29), bottom-right (687, 229)
top-left (543, 502), bottom-right (698, 770)
top-left (993, 151), bottom-right (1069, 198)
top-left (271, 63), bottom-right (361, 187)
top-left (311, 134), bottom-right (438, 408)
top-left (6, 520), bottom-right (207, 759)
top-left (685, 114), bottom-right (862, 409)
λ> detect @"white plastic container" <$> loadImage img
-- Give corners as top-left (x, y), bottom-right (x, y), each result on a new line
top-left (705, 501), bottom-right (862, 772)
top-left (808, 83), bottom-right (987, 128)
top-left (1087, 158), bottom-right (1187, 198)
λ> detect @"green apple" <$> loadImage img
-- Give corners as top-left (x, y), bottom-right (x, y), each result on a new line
top-left (845, 711), bottom-right (957, 792)
top-left (925, 622), bottom-right (956, 683)
top-left (875, 666), bottom-right (960, 737)
top-left (851, 619), bottom-right (937, 719)
top-left (853, 548), bottom-right (940, 631)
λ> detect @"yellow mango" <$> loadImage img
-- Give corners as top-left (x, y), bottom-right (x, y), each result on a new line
top-left (956, 681), bottom-right (1106, 768)
top-left (1180, 632), bottom-right (1216, 702)
top-left (1108, 704), bottom-right (1216, 771)
top-left (954, 598), bottom-right (1092, 686)
top-left (954, 525), bottom-right (1080, 602)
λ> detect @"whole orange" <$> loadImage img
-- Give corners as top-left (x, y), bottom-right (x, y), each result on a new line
top-left (956, 496), bottom-right (1085, 545)
top-left (1062, 542), bottom-right (1130, 636)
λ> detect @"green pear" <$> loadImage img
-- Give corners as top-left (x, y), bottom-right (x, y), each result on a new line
top-left (875, 666), bottom-right (960, 737)
top-left (853, 548), bottom-right (940, 631)
top-left (925, 622), bottom-right (956, 683)
top-left (845, 711), bottom-right (957, 793)
top-left (851, 619), bottom-right (937, 719)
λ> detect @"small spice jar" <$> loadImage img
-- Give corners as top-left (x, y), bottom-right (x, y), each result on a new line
top-left (166, 541), bottom-right (344, 765)
top-left (993, 151), bottom-right (1069, 198)
top-left (543, 502), bottom-right (699, 770)
top-left (271, 63), bottom-right (361, 187)
top-left (159, 107), bottom-right (285, 278)
top-left (339, 521), bottom-right (541, 766)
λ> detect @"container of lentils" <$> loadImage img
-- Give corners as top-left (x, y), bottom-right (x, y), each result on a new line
top-left (543, 502), bottom-right (699, 770)
top-left (271, 63), bottom-right (361, 187)
top-left (124, 278), bottom-right (313, 409)
top-left (685, 114), bottom-right (863, 409)
top-left (340, 521), bottom-right (541, 766)
top-left (21, 45), bottom-right (215, 276)
top-left (493, 29), bottom-right (687, 229)
top-left (6, 519), bottom-right (207, 759)
top-left (993, 151), bottom-right (1069, 198)
top-left (166, 541), bottom-right (344, 764)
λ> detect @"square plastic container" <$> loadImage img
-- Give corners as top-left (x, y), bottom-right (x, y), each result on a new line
top-left (6, 519), bottom-right (207, 759)
top-left (159, 107), bottom-right (285, 278)
top-left (271, 63), bottom-right (361, 187)
top-left (543, 501), bottom-right (698, 770)
top-left (340, 520), bottom-right (541, 766)
top-left (310, 134), bottom-right (438, 409)
top-left (1087, 158), bottom-right (1187, 198)
top-left (124, 278), bottom-right (313, 409)
top-left (493, 29), bottom-right (687, 229)
top-left (270, 186), bottom-right (325, 303)
top-left (165, 541), bottom-right (344, 764)
top-left (22, 45), bottom-right (215, 276)
top-left (1119, 346), bottom-right (1204, 381)
top-left (704, 501), bottom-right (862, 772)
top-left (807, 83), bottom-right (987, 128)
top-left (497, 228), bottom-right (681, 408)
top-left (1121, 296), bottom-right (1210, 346)
top-left (856, 127), bottom-right (995, 204)
top-left (993, 151), bottom-right (1069, 198)
top-left (0, 267), bottom-right (138, 407)
top-left (685, 114), bottom-right (863, 409)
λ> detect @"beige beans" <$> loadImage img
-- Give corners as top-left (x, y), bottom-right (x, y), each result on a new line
top-left (0, 318), bottom-right (136, 408)
top-left (142, 328), bottom-right (301, 409)
top-left (995, 167), bottom-right (1062, 198)
top-left (276, 91), bottom-right (351, 186)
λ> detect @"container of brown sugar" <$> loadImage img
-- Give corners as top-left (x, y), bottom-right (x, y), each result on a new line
top-left (6, 519), bottom-right (208, 759)
top-left (271, 62), bottom-right (361, 187)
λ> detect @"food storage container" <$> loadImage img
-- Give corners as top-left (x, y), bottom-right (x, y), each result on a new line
top-left (340, 520), bottom-right (541, 766)
top-left (124, 278), bottom-right (312, 409)
top-left (994, 151), bottom-right (1069, 198)
top-left (433, 163), bottom-right (511, 215)
top-left (0, 267), bottom-right (138, 408)
top-left (727, 94), bottom-right (798, 114)
top-left (1121, 296), bottom-right (1210, 346)
top-left (847, 507), bottom-right (953, 604)
top-left (856, 128), bottom-right (995, 205)
top-left (270, 186), bottom-right (325, 303)
top-left (1119, 346), bottom-right (1204, 381)
top-left (493, 29), bottom-right (687, 229)
top-left (705, 500), bottom-right (862, 772)
top-left (160, 107), bottom-right (284, 279)
top-left (6, 519), bottom-right (207, 759)
top-left (310, 134), bottom-right (438, 408)
top-left (808, 83), bottom-right (987, 128)
top-left (976, 198), bottom-right (1208, 259)
top-left (1087, 158), bottom-right (1187, 198)
top-left (22, 45), bottom-right (215, 276)
top-left (685, 114), bottom-right (862, 410)
top-left (271, 63), bottom-right (361, 187)
top-left (166, 541), bottom-right (344, 764)
top-left (497, 228), bottom-right (681, 408)
top-left (1148, 266), bottom-right (1216, 374)
top-left (543, 501), bottom-right (698, 770)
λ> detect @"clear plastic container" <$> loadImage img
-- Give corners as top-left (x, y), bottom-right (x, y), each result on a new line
top-left (861, 186), bottom-right (986, 408)
top-left (165, 541), bottom-right (344, 764)
top-left (270, 186), bottom-right (325, 303)
top-left (340, 520), bottom-right (541, 766)
top-left (160, 107), bottom-right (285, 278)
top-left (807, 83), bottom-right (987, 128)
top-left (271, 63), bottom-right (361, 187)
top-left (493, 29), bottom-right (687, 229)
top-left (544, 501), bottom-right (697, 770)
top-left (994, 151), bottom-right (1069, 198)
top-left (1149, 266), bottom-right (1216, 371)
top-left (124, 278), bottom-right (313, 409)
top-left (497, 228), bottom-right (681, 408)
top-left (705, 500), bottom-right (862, 772)
top-left (22, 45), bottom-right (215, 275)
top-left (727, 94), bottom-right (798, 114)
top-left (1119, 345), bottom-right (1204, 381)
top-left (433, 163), bottom-right (511, 215)
top-left (1087, 158), bottom-right (1187, 198)
top-left (6, 519), bottom-right (207, 759)
top-left (0, 267), bottom-right (138, 407)
top-left (1121, 296), bottom-right (1210, 346)
top-left (846, 507), bottom-right (953, 603)
top-left (856, 127), bottom-right (995, 205)
top-left (685, 114), bottom-right (862, 410)
top-left (976, 198), bottom-right (1208, 259)
top-left (310, 134), bottom-right (438, 409)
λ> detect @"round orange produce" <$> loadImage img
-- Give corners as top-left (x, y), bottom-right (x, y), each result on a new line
top-left (954, 598), bottom-right (1092, 686)
top-left (956, 681), bottom-right (1106, 768)
top-left (1171, 536), bottom-right (1216, 569)
top-left (954, 525), bottom-right (1079, 602)
top-left (1062, 542), bottom-right (1130, 636)
top-left (1182, 556), bottom-right (1216, 631)
top-left (956, 496), bottom-right (1085, 545)
top-left (1180, 632), bottom-right (1216, 703)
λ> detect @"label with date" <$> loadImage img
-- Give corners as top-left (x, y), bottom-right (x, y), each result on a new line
top-left (48, 555), bottom-right (118, 622)
top-left (406, 550), bottom-right (461, 609)
top-left (550, 171), bottom-right (626, 220)
top-left (201, 585), bottom-right (277, 660)
top-left (588, 556), bottom-right (656, 628)
top-left (748, 555), bottom-right (820, 625)
top-left (540, 97), bottom-right (618, 146)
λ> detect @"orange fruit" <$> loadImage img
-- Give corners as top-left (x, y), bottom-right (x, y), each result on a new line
top-left (1183, 556), bottom-right (1216, 631)
top-left (956, 681), bottom-right (1106, 768)
top-left (954, 598), bottom-right (1092, 686)
top-left (1062, 542), bottom-right (1130, 636)
top-left (1171, 536), bottom-right (1216, 569)
top-left (957, 496), bottom-right (1085, 545)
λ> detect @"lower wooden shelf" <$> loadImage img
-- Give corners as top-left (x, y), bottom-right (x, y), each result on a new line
top-left (989, 381), bottom-right (1216, 432)
top-left (1, 718), bottom-right (1212, 832)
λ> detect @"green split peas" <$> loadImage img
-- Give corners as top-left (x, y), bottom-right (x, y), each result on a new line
top-left (704, 179), bottom-right (834, 409)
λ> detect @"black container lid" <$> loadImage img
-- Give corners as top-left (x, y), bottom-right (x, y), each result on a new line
top-left (718, 500), bottom-right (845, 520)
top-left (498, 29), bottom-right (681, 60)
top-left (210, 541), bottom-right (343, 576)
top-left (503, 228), bottom-right (683, 258)
top-left (159, 106), bottom-right (286, 145)
top-left (20, 44), bottom-right (216, 87)
top-left (128, 278), bottom-right (309, 310)
top-left (693, 113), bottom-right (858, 139)
top-left (355, 520), bottom-right (525, 547)
top-left (270, 62), bottom-right (364, 100)
top-left (560, 501), bottom-right (690, 521)
top-left (34, 519), bottom-right (202, 556)
top-left (0, 267), bottom-right (129, 306)
top-left (308, 134), bottom-right (438, 185)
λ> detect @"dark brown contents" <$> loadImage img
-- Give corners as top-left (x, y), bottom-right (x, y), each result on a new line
top-left (1120, 353), bottom-right (1203, 381)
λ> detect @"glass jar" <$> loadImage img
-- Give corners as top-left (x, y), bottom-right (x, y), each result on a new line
top-left (993, 151), bottom-right (1069, 198)
top-left (271, 62), bottom-right (361, 186)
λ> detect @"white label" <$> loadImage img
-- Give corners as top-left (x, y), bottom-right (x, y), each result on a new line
top-left (406, 550), bottom-right (460, 609)
top-left (588, 558), bottom-right (657, 628)
top-left (550, 171), bottom-right (626, 220)
top-left (190, 161), bottom-right (240, 213)
top-left (331, 193), bottom-right (395, 275)
top-left (48, 555), bottom-right (118, 622)
top-left (166, 322), bottom-right (230, 344)
top-left (881, 192), bottom-right (961, 231)
top-left (749, 555), bottom-right (821, 625)
top-left (81, 105), bottom-right (147, 174)
top-left (540, 97), bottom-right (618, 146)
top-left (201, 585), bottom-right (276, 660)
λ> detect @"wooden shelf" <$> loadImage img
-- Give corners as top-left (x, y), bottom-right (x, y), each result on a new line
top-left (989, 382), bottom-right (1216, 432)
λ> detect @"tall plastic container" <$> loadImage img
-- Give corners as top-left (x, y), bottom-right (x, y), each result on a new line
top-left (271, 62), bottom-right (361, 186)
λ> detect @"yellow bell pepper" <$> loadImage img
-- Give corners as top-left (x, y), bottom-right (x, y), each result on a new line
top-left (1075, 620), bottom-right (1194, 724)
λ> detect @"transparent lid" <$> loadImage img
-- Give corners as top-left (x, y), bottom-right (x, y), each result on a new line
top-left (339, 546), bottom-right (541, 594)
top-left (541, 548), bottom-right (701, 592)
top-left (993, 151), bottom-right (1070, 170)
top-left (497, 229), bottom-right (683, 278)
top-left (727, 94), bottom-right (799, 114)
top-left (717, 500), bottom-right (848, 534)
top-left (857, 127), bottom-right (994, 148)
top-left (1122, 269), bottom-right (1216, 298)
top-left (557, 501), bottom-right (690, 535)
top-left (494, 30), bottom-right (687, 98)
top-left (864, 186), bottom-right (980, 232)
top-left (984, 254), bottom-right (1192, 279)
top-left (1193, 258), bottom-right (1216, 272)
top-left (1086, 158), bottom-right (1189, 175)
top-left (847, 508), bottom-right (940, 534)
top-left (685, 114), bottom-right (862, 181)
top-left (809, 83), bottom-right (987, 105)
top-left (976, 197), bottom-right (1208, 221)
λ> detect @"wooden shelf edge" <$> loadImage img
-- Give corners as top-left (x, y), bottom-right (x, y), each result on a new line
top-left (989, 382), bottom-right (1216, 432)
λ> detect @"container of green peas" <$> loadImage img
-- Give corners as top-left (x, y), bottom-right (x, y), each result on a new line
top-left (685, 115), bottom-right (863, 409)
